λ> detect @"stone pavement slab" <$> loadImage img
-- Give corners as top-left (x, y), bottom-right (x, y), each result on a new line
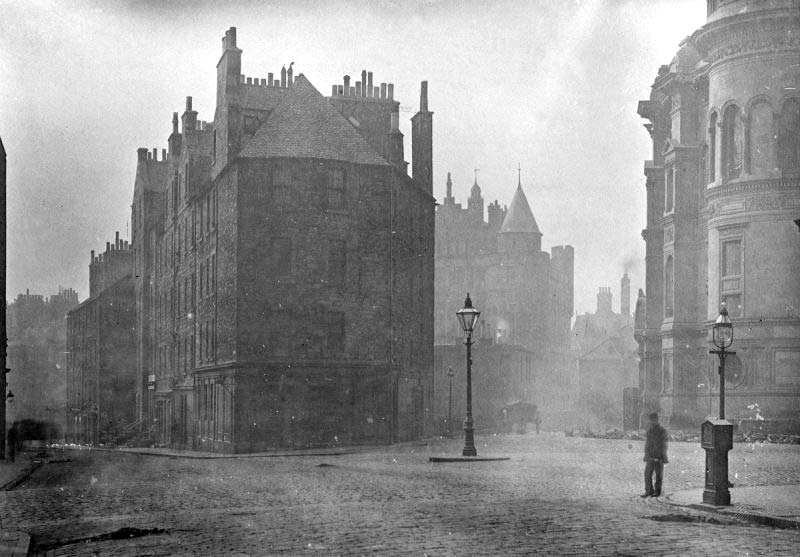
top-left (0, 530), bottom-right (30, 557)
top-left (663, 485), bottom-right (800, 528)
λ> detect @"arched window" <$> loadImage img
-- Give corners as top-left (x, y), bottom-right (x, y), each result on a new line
top-left (723, 104), bottom-right (743, 180)
top-left (749, 100), bottom-right (774, 176)
top-left (664, 255), bottom-right (674, 318)
top-left (665, 165), bottom-right (675, 213)
top-left (778, 97), bottom-right (800, 174)
top-left (709, 112), bottom-right (718, 182)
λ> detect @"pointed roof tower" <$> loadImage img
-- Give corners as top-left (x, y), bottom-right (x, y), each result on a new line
top-left (499, 172), bottom-right (542, 252)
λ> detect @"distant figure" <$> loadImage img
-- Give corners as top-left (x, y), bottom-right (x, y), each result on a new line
top-left (641, 412), bottom-right (669, 497)
top-left (7, 424), bottom-right (19, 462)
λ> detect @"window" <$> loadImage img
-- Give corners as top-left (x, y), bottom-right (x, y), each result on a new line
top-left (328, 239), bottom-right (346, 285)
top-left (272, 238), bottom-right (291, 277)
top-left (709, 112), bottom-right (717, 182)
top-left (723, 105), bottom-right (743, 180)
top-left (720, 239), bottom-right (743, 317)
top-left (665, 165), bottom-right (675, 213)
top-left (778, 98), bottom-right (800, 173)
top-left (328, 168), bottom-right (345, 209)
top-left (749, 101), bottom-right (774, 175)
top-left (664, 255), bottom-right (674, 318)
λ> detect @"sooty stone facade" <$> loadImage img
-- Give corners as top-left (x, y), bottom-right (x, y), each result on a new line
top-left (129, 28), bottom-right (434, 452)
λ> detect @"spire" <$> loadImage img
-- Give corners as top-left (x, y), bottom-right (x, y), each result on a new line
top-left (470, 167), bottom-right (481, 197)
top-left (500, 182), bottom-right (541, 235)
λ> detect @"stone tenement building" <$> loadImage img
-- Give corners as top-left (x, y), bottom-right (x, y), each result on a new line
top-left (571, 277), bottom-right (638, 431)
top-left (636, 0), bottom-right (800, 430)
top-left (128, 28), bottom-right (434, 452)
top-left (433, 173), bottom-right (574, 431)
top-left (7, 287), bottom-right (78, 438)
top-left (66, 234), bottom-right (136, 445)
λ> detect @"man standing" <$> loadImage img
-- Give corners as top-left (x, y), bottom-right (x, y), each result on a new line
top-left (641, 412), bottom-right (668, 497)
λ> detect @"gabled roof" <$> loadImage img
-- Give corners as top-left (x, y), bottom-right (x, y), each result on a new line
top-left (239, 74), bottom-right (390, 166)
top-left (500, 184), bottom-right (541, 235)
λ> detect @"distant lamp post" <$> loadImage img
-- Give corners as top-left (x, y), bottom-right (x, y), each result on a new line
top-left (711, 303), bottom-right (735, 419)
top-left (456, 293), bottom-right (480, 457)
top-left (447, 367), bottom-right (454, 437)
top-left (702, 303), bottom-right (736, 506)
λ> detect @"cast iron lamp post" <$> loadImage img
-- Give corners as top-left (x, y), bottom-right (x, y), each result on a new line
top-left (456, 293), bottom-right (480, 457)
top-left (447, 367), bottom-right (454, 437)
top-left (710, 303), bottom-right (735, 419)
top-left (701, 303), bottom-right (735, 505)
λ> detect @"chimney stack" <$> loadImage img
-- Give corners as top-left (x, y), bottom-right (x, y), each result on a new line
top-left (621, 273), bottom-right (631, 316)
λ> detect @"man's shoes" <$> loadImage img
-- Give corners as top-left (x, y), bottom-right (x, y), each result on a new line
top-left (653, 492), bottom-right (661, 497)
top-left (640, 493), bottom-right (652, 498)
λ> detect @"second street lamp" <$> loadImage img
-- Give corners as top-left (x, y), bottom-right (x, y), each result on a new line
top-left (456, 293), bottom-right (480, 457)
top-left (711, 303), bottom-right (735, 419)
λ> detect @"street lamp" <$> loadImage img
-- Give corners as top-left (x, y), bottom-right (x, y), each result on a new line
top-left (456, 293), bottom-right (480, 457)
top-left (701, 303), bottom-right (736, 506)
top-left (447, 367), bottom-right (454, 437)
top-left (710, 303), bottom-right (735, 419)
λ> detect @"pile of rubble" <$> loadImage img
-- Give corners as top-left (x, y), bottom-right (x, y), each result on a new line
top-left (563, 428), bottom-right (800, 445)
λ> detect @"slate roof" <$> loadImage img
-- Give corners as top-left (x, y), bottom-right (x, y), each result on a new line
top-left (239, 74), bottom-right (390, 166)
top-left (499, 184), bottom-right (541, 235)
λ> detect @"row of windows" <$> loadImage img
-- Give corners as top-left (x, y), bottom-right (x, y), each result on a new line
top-left (664, 98), bottom-right (799, 215)
top-left (158, 189), bottom-right (218, 273)
top-left (709, 97), bottom-right (799, 183)
top-left (156, 319), bottom-right (216, 376)
top-left (266, 166), bottom-right (347, 210)
top-left (156, 257), bottom-right (216, 325)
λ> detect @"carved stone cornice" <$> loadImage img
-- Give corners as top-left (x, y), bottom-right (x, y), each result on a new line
top-left (704, 177), bottom-right (800, 203)
top-left (692, 8), bottom-right (800, 66)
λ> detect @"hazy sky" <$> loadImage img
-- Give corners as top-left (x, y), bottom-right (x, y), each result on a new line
top-left (1, 0), bottom-right (707, 315)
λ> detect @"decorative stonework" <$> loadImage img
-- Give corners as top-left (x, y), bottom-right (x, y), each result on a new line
top-left (664, 225), bottom-right (674, 244)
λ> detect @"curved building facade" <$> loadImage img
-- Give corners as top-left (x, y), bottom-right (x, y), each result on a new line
top-left (637, 0), bottom-right (800, 430)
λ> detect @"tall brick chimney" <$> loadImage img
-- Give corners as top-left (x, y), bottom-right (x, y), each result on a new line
top-left (621, 273), bottom-right (631, 316)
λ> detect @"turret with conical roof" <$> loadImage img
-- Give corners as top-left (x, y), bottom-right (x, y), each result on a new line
top-left (468, 174), bottom-right (484, 222)
top-left (499, 177), bottom-right (542, 252)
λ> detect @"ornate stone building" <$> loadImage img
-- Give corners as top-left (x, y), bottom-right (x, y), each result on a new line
top-left (433, 173), bottom-right (574, 430)
top-left (637, 0), bottom-right (800, 430)
top-left (129, 28), bottom-right (434, 452)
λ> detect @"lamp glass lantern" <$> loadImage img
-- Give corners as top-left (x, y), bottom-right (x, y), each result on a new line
top-left (456, 294), bottom-right (481, 336)
top-left (712, 304), bottom-right (733, 350)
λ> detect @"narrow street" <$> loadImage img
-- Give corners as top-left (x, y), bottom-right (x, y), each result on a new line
top-left (3, 432), bottom-right (799, 555)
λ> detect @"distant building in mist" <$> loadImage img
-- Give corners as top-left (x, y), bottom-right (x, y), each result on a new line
top-left (636, 0), bottom-right (800, 430)
top-left (571, 276), bottom-right (638, 431)
top-left (66, 233), bottom-right (136, 445)
top-left (120, 27), bottom-right (434, 452)
top-left (6, 287), bottom-right (79, 437)
top-left (433, 172), bottom-right (574, 431)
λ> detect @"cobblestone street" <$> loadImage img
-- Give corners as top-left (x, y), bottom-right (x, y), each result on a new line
top-left (2, 433), bottom-right (799, 555)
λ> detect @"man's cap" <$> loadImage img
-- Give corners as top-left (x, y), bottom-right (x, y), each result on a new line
top-left (648, 412), bottom-right (659, 420)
